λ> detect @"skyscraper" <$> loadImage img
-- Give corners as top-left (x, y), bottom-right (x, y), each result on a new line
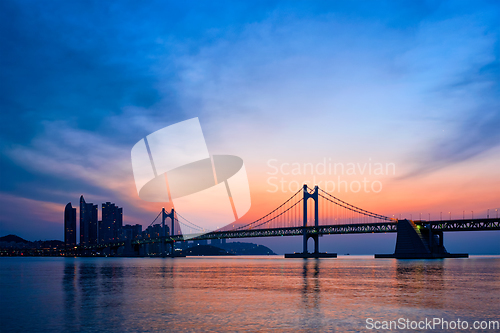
top-left (80, 195), bottom-right (98, 245)
top-left (100, 202), bottom-right (123, 243)
top-left (122, 224), bottom-right (142, 240)
top-left (64, 202), bottom-right (76, 246)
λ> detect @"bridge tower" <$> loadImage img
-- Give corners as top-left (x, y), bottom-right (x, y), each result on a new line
top-left (303, 184), bottom-right (319, 254)
top-left (285, 185), bottom-right (337, 258)
top-left (161, 207), bottom-right (175, 256)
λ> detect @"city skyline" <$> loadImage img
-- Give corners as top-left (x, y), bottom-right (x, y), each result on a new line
top-left (63, 195), bottom-right (126, 245)
top-left (1, 2), bottom-right (499, 332)
top-left (1, 0), bottom-right (499, 254)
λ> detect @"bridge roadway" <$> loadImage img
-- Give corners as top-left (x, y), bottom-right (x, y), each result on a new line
top-left (131, 218), bottom-right (500, 246)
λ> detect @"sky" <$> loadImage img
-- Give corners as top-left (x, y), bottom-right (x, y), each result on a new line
top-left (0, 0), bottom-right (499, 254)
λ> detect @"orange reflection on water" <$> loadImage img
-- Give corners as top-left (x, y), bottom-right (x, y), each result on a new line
top-left (2, 256), bottom-right (499, 332)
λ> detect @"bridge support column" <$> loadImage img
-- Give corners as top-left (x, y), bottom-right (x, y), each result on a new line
top-left (302, 185), bottom-right (309, 254)
top-left (285, 185), bottom-right (336, 259)
top-left (161, 208), bottom-right (166, 256)
top-left (162, 208), bottom-right (184, 257)
top-left (161, 208), bottom-right (173, 257)
top-left (313, 234), bottom-right (319, 254)
top-left (375, 219), bottom-right (468, 259)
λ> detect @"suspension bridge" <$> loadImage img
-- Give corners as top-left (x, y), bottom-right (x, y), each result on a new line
top-left (74, 185), bottom-right (500, 259)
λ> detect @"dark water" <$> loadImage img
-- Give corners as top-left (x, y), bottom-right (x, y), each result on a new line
top-left (1, 256), bottom-right (499, 332)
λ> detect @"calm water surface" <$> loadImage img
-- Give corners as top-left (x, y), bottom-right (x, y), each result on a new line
top-left (1, 256), bottom-right (499, 332)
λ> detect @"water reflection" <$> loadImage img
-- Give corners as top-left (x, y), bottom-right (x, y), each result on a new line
top-left (299, 259), bottom-right (324, 331)
top-left (63, 261), bottom-right (77, 332)
top-left (395, 260), bottom-right (446, 309)
top-left (49, 257), bottom-right (500, 332)
top-left (301, 259), bottom-right (320, 307)
top-left (62, 259), bottom-right (127, 331)
top-left (158, 259), bottom-right (176, 290)
top-left (78, 260), bottom-right (98, 329)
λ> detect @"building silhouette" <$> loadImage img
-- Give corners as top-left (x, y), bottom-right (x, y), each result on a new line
top-left (80, 195), bottom-right (98, 245)
top-left (99, 202), bottom-right (123, 243)
top-left (64, 202), bottom-right (76, 246)
top-left (123, 224), bottom-right (142, 240)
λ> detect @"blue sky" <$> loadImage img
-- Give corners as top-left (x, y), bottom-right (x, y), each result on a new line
top-left (1, 0), bottom-right (499, 253)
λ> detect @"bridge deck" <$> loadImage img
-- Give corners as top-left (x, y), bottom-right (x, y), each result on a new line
top-left (133, 218), bottom-right (499, 245)
top-left (414, 218), bottom-right (500, 232)
top-left (73, 219), bottom-right (499, 249)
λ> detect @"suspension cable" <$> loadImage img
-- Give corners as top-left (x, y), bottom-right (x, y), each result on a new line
top-left (175, 211), bottom-right (205, 230)
top-left (318, 191), bottom-right (389, 220)
top-left (148, 211), bottom-right (162, 227)
top-left (247, 198), bottom-right (304, 230)
top-left (235, 188), bottom-right (303, 230)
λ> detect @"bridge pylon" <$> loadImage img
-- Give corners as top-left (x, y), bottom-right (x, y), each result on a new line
top-left (285, 185), bottom-right (337, 259)
top-left (375, 219), bottom-right (468, 259)
top-left (161, 207), bottom-right (177, 257)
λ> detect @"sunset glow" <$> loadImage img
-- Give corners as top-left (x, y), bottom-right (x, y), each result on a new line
top-left (1, 0), bottom-right (498, 254)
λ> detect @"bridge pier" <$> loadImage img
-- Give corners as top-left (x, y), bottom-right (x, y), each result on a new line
top-left (161, 208), bottom-right (172, 257)
top-left (161, 208), bottom-right (185, 258)
top-left (285, 185), bottom-right (337, 259)
top-left (375, 219), bottom-right (468, 259)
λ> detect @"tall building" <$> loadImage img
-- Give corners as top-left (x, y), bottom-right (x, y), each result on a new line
top-left (122, 224), bottom-right (142, 240)
top-left (100, 202), bottom-right (123, 243)
top-left (143, 224), bottom-right (168, 239)
top-left (80, 195), bottom-right (98, 245)
top-left (64, 202), bottom-right (76, 246)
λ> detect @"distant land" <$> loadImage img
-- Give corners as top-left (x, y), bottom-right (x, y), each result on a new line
top-left (0, 234), bottom-right (276, 256)
top-left (0, 234), bottom-right (64, 247)
top-left (0, 234), bottom-right (65, 255)
top-left (183, 242), bottom-right (276, 256)
top-left (0, 234), bottom-right (29, 243)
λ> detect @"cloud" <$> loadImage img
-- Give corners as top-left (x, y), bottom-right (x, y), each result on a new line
top-left (0, 193), bottom-right (64, 240)
top-left (394, 13), bottom-right (500, 177)
top-left (166, 3), bottom-right (500, 174)
top-left (1, 0), bottom-right (499, 242)
top-left (0, 0), bottom-right (164, 145)
top-left (4, 120), bottom-right (165, 225)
